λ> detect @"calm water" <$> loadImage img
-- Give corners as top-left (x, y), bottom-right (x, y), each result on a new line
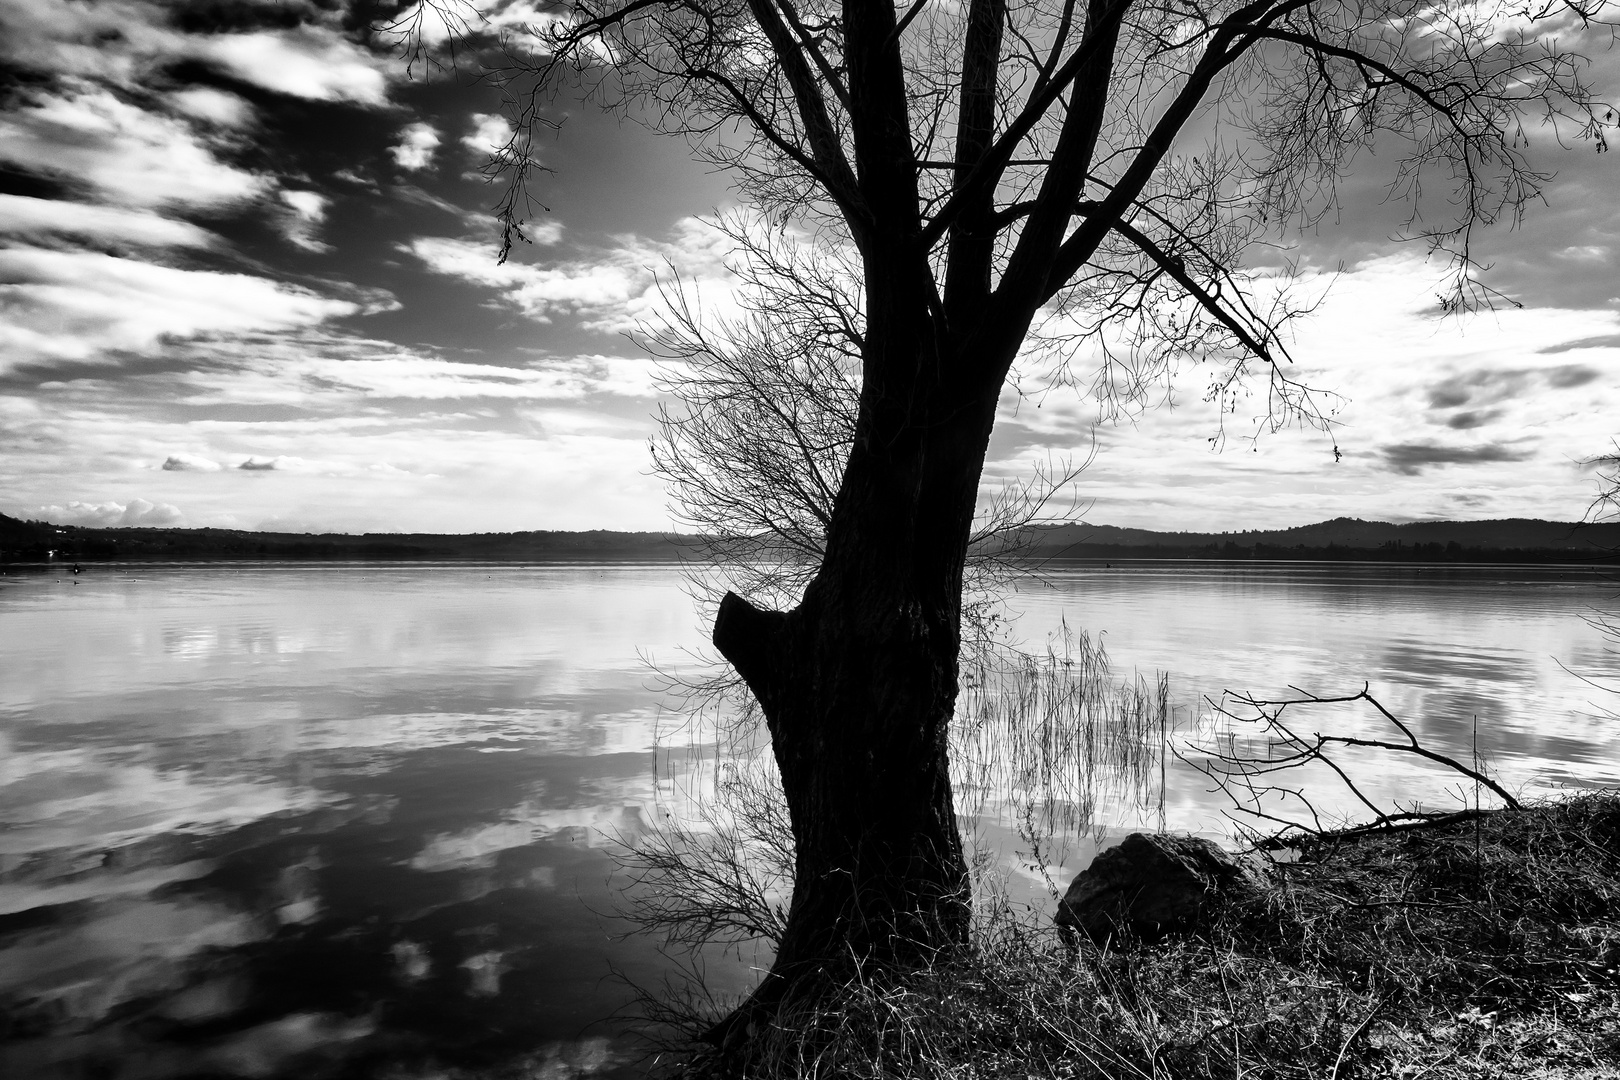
top-left (2, 561), bottom-right (1617, 1078)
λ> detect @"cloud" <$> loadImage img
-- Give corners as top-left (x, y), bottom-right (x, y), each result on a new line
top-left (332, 168), bottom-right (379, 191)
top-left (153, 340), bottom-right (661, 407)
top-left (1422, 372), bottom-right (1526, 411)
top-left (287, 354), bottom-right (661, 401)
top-left (391, 122), bottom-right (441, 171)
top-left (1426, 383), bottom-right (1475, 409)
top-left (383, 0), bottom-right (572, 48)
top-left (0, 327), bottom-right (675, 535)
top-left (166, 87), bottom-right (255, 128)
top-left (0, 82), bottom-right (268, 210)
top-left (0, 0), bottom-right (394, 104)
top-left (462, 112), bottom-right (514, 161)
top-left (278, 189), bottom-right (331, 252)
top-left (161, 453), bottom-right (223, 472)
top-left (1540, 334), bottom-right (1620, 354)
top-left (403, 217), bottom-right (733, 333)
top-left (1544, 364), bottom-right (1602, 389)
top-left (1423, 363), bottom-right (1607, 414)
top-left (393, 184), bottom-right (486, 230)
top-left (234, 454), bottom-right (363, 476)
top-left (1444, 409), bottom-right (1499, 431)
top-left (0, 0), bottom-right (184, 86)
top-left (0, 194), bottom-right (217, 250)
top-left (1380, 442), bottom-right (1535, 476)
top-left (0, 247), bottom-right (361, 370)
top-left (34, 498), bottom-right (183, 527)
top-left (192, 25), bottom-right (392, 105)
top-left (987, 254), bottom-right (1620, 530)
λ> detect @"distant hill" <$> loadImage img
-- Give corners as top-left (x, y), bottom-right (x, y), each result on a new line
top-left (0, 511), bottom-right (52, 558)
top-left (3, 511), bottom-right (1616, 564)
top-left (1011, 517), bottom-right (1620, 561)
top-left (0, 513), bottom-right (697, 562)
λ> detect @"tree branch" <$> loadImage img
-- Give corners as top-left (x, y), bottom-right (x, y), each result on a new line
top-left (918, 0), bottom-right (1138, 250)
top-left (1109, 217), bottom-right (1281, 365)
top-left (943, 0), bottom-right (1009, 313)
top-left (740, 0), bottom-right (865, 226)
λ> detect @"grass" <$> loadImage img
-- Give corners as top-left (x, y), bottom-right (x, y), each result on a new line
top-left (649, 794), bottom-right (1620, 1079)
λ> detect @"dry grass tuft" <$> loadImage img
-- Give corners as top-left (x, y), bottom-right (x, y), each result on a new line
top-left (650, 795), bottom-right (1620, 1079)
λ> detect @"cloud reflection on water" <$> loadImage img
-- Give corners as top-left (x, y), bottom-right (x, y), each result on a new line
top-left (0, 565), bottom-right (719, 1079)
top-left (1, 561), bottom-right (1617, 1078)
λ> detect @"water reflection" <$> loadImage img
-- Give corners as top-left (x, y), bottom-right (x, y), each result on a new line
top-left (0, 565), bottom-right (742, 1079)
top-left (1, 561), bottom-right (1617, 1077)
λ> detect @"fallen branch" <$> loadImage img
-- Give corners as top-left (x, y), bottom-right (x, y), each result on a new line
top-left (1182, 684), bottom-right (1521, 847)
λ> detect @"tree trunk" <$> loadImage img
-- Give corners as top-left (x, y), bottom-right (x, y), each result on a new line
top-left (708, 296), bottom-right (1008, 1048)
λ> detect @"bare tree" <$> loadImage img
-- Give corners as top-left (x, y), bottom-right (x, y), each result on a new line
top-left (643, 217), bottom-right (1082, 616)
top-left (402, 0), bottom-right (1614, 1050)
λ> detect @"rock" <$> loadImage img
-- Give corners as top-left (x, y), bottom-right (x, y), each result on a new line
top-left (1055, 832), bottom-right (1263, 942)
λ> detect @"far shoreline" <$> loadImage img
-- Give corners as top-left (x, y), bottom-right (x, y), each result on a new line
top-left (3, 512), bottom-right (1616, 566)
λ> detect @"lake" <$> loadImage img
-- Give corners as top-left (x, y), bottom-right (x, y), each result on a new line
top-left (2, 561), bottom-right (1617, 1078)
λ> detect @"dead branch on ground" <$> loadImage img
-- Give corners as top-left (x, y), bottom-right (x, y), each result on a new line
top-left (1183, 685), bottom-right (1521, 849)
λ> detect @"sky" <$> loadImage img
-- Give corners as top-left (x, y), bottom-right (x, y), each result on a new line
top-left (0, 0), bottom-right (1616, 535)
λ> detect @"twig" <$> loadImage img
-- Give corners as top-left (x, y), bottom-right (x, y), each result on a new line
top-left (1330, 994), bottom-right (1385, 1080)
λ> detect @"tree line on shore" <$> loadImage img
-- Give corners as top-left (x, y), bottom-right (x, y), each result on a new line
top-left (3, 511), bottom-right (1615, 565)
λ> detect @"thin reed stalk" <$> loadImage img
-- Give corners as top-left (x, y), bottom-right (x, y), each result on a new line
top-left (953, 621), bottom-right (1172, 848)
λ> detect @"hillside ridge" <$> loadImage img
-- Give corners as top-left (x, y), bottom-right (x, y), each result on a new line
top-left (2, 511), bottom-right (1616, 562)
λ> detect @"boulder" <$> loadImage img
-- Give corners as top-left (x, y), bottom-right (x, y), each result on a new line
top-left (1055, 832), bottom-right (1263, 942)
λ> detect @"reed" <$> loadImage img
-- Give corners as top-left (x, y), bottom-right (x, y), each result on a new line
top-left (952, 620), bottom-right (1171, 845)
top-left (620, 624), bottom-right (1173, 956)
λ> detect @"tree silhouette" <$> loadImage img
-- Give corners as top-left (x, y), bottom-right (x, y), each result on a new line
top-left (405, 0), bottom-right (1614, 1051)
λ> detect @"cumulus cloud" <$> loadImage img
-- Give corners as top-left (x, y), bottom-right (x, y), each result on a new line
top-left (278, 189), bottom-right (331, 253)
top-left (391, 122), bottom-right (441, 171)
top-left (0, 247), bottom-right (360, 370)
top-left (0, 82), bottom-right (268, 210)
top-left (0, 194), bottom-right (217, 249)
top-left (34, 498), bottom-right (183, 527)
top-left (161, 453), bottom-right (223, 472)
